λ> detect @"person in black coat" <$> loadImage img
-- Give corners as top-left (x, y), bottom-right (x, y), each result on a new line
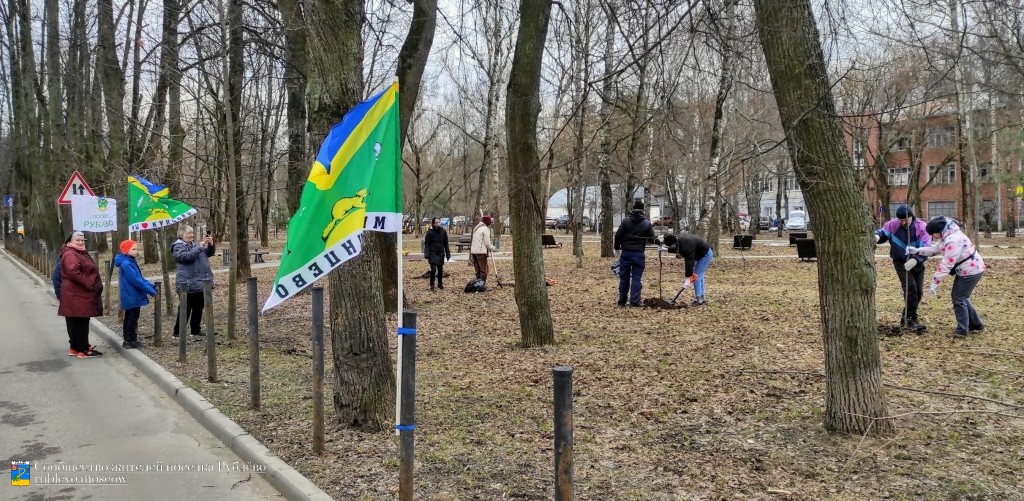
top-left (423, 217), bottom-right (451, 291)
top-left (673, 234), bottom-right (713, 306)
top-left (613, 200), bottom-right (656, 306)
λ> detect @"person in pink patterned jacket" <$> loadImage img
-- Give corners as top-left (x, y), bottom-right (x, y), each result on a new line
top-left (907, 217), bottom-right (985, 338)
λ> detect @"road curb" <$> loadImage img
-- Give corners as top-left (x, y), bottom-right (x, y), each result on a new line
top-left (0, 248), bottom-right (333, 501)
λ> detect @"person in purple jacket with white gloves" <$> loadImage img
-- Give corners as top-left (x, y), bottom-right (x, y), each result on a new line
top-left (908, 216), bottom-right (985, 338)
top-left (875, 205), bottom-right (931, 332)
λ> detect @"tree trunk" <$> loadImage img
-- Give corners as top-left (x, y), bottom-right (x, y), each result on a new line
top-left (97, 0), bottom-right (128, 243)
top-left (597, 1), bottom-right (616, 257)
top-left (507, 0), bottom-right (555, 347)
top-left (305, 0), bottom-right (395, 430)
top-left (702, 0), bottom-right (737, 254)
top-left (389, 0), bottom-right (439, 313)
top-left (755, 0), bottom-right (892, 436)
top-left (278, 0), bottom-right (308, 217)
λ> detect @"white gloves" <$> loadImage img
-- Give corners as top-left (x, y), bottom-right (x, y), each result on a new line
top-left (903, 259), bottom-right (917, 271)
top-left (906, 246), bottom-right (918, 255)
top-left (658, 245), bottom-right (669, 252)
top-left (874, 234), bottom-right (880, 243)
top-left (682, 281), bottom-right (692, 290)
top-left (928, 283), bottom-right (938, 295)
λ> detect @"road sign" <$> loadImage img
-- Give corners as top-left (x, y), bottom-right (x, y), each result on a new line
top-left (3, 195), bottom-right (13, 207)
top-left (57, 171), bottom-right (95, 205)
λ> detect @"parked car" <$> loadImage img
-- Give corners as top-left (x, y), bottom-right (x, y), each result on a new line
top-left (786, 210), bottom-right (809, 231)
top-left (554, 215), bottom-right (591, 230)
top-left (758, 215), bottom-right (771, 230)
top-left (652, 215), bottom-right (674, 227)
top-left (545, 216), bottom-right (558, 229)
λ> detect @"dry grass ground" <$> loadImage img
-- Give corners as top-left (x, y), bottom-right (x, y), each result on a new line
top-left (95, 233), bottom-right (1024, 500)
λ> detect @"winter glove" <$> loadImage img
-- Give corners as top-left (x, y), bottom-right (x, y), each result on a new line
top-left (689, 274), bottom-right (698, 284)
top-left (903, 259), bottom-right (917, 271)
top-left (874, 234), bottom-right (880, 244)
top-left (928, 283), bottom-right (938, 295)
top-left (682, 280), bottom-right (692, 290)
top-left (906, 246), bottom-right (919, 255)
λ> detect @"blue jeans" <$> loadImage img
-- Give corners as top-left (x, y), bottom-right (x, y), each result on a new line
top-left (618, 250), bottom-right (645, 305)
top-left (950, 273), bottom-right (983, 333)
top-left (694, 249), bottom-right (713, 297)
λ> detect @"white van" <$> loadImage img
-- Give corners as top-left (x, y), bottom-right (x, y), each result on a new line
top-left (786, 210), bottom-right (808, 231)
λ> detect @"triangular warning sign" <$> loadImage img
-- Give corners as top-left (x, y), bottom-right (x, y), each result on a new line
top-left (58, 171), bottom-right (95, 205)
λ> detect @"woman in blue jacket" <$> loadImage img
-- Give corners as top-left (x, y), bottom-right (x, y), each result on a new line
top-left (114, 239), bottom-right (158, 349)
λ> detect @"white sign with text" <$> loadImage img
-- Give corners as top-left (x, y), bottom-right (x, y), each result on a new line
top-left (70, 195), bottom-right (118, 232)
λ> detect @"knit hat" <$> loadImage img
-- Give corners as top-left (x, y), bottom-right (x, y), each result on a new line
top-left (925, 216), bottom-right (947, 235)
top-left (895, 205), bottom-right (913, 219)
top-left (482, 216), bottom-right (493, 225)
top-left (119, 239), bottom-right (137, 254)
top-left (632, 200), bottom-right (644, 211)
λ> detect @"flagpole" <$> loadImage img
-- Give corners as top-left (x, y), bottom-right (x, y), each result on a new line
top-left (395, 217), bottom-right (404, 432)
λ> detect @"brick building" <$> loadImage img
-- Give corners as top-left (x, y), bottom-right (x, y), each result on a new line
top-left (845, 106), bottom-right (1023, 232)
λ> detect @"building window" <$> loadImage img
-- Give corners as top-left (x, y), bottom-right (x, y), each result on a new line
top-left (928, 163), bottom-right (956, 185)
top-left (852, 139), bottom-right (865, 169)
top-left (758, 178), bottom-right (774, 193)
top-left (972, 121), bottom-right (989, 140)
top-left (888, 167), bottom-right (910, 186)
top-left (927, 201), bottom-right (957, 218)
top-left (784, 176), bottom-right (800, 192)
top-left (978, 163), bottom-right (995, 183)
top-left (926, 126), bottom-right (956, 147)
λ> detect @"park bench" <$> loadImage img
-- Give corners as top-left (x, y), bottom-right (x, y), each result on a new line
top-left (788, 232), bottom-right (808, 246)
top-left (795, 238), bottom-right (816, 262)
top-left (249, 244), bottom-right (269, 263)
top-left (221, 244), bottom-right (271, 265)
top-left (455, 234), bottom-right (473, 252)
top-left (542, 234), bottom-right (562, 249)
top-left (732, 234), bottom-right (752, 251)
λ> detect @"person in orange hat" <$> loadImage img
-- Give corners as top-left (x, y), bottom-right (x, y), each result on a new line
top-left (114, 239), bottom-right (157, 349)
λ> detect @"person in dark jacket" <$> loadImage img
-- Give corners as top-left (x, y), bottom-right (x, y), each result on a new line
top-left (58, 231), bottom-right (104, 358)
top-left (424, 217), bottom-right (451, 291)
top-left (613, 200), bottom-right (656, 306)
top-left (675, 234), bottom-right (713, 306)
top-left (172, 225), bottom-right (215, 337)
top-left (114, 239), bottom-right (158, 349)
top-left (875, 205), bottom-right (931, 332)
top-left (52, 233), bottom-right (72, 298)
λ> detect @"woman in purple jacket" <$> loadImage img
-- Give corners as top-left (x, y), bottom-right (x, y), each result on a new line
top-left (874, 205), bottom-right (931, 332)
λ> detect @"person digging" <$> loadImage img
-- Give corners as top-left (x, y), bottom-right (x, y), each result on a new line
top-left (666, 233), bottom-right (713, 306)
top-left (875, 204), bottom-right (930, 333)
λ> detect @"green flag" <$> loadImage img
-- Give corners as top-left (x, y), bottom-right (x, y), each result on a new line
top-left (127, 175), bottom-right (197, 232)
top-left (263, 82), bottom-right (401, 312)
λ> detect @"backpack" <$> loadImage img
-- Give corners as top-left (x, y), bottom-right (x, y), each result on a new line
top-left (464, 278), bottom-right (486, 293)
top-left (52, 256), bottom-right (62, 298)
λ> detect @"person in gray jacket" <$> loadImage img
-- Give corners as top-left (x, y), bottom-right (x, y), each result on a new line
top-left (172, 225), bottom-right (215, 337)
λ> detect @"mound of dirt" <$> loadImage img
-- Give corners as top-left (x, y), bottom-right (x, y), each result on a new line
top-left (878, 323), bottom-right (903, 337)
top-left (642, 297), bottom-right (686, 309)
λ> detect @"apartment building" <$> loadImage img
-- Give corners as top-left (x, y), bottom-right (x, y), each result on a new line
top-left (846, 108), bottom-right (1023, 231)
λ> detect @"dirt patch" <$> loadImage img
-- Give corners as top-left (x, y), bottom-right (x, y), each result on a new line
top-left (93, 241), bottom-right (1024, 499)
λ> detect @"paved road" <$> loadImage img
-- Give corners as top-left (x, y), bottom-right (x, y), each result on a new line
top-left (0, 255), bottom-right (281, 500)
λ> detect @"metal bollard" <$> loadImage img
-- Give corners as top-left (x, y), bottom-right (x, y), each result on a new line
top-left (178, 284), bottom-right (188, 363)
top-left (205, 283), bottom-right (216, 382)
top-left (311, 286), bottom-right (324, 454)
top-left (398, 311), bottom-right (417, 501)
top-left (153, 281), bottom-right (162, 347)
top-left (554, 366), bottom-right (574, 501)
top-left (247, 277), bottom-right (260, 410)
